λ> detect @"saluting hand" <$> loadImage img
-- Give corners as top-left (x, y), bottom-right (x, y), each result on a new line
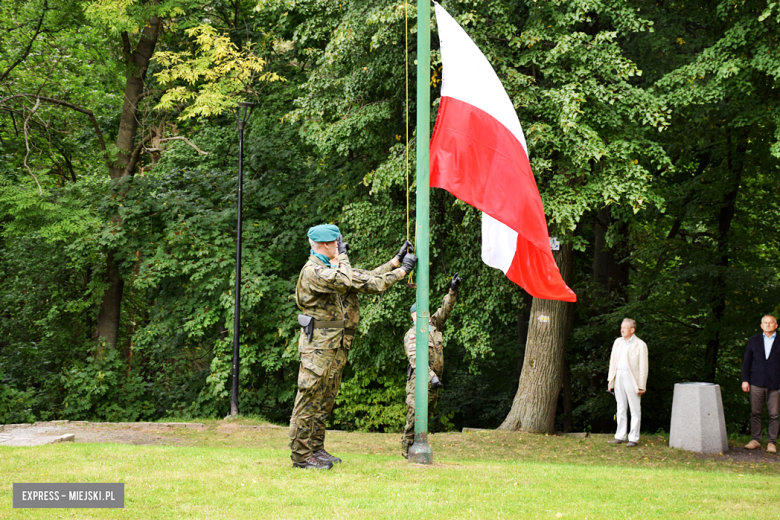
top-left (337, 235), bottom-right (350, 255)
top-left (450, 272), bottom-right (462, 292)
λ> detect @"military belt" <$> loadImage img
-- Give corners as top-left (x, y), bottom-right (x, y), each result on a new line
top-left (313, 320), bottom-right (355, 337)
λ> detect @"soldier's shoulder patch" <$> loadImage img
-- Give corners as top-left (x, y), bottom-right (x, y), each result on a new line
top-left (312, 265), bottom-right (332, 275)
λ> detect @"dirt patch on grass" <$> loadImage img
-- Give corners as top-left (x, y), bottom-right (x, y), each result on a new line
top-left (2, 421), bottom-right (214, 447)
top-left (74, 427), bottom-right (177, 446)
top-left (0, 420), bottom-right (289, 448)
top-left (214, 422), bottom-right (241, 433)
top-left (698, 446), bottom-right (780, 464)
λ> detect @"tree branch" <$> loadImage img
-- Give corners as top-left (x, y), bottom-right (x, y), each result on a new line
top-left (0, 0), bottom-right (49, 83)
top-left (654, 311), bottom-right (702, 331)
top-left (145, 136), bottom-right (209, 155)
top-left (22, 98), bottom-right (43, 195)
top-left (121, 31), bottom-right (132, 62)
top-left (123, 129), bottom-right (156, 177)
top-left (0, 94), bottom-right (110, 166)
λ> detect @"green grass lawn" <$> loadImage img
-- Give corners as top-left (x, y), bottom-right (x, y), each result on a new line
top-left (2, 419), bottom-right (779, 519)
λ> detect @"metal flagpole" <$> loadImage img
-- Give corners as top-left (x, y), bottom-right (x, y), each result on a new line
top-left (409, 0), bottom-right (432, 464)
top-left (230, 102), bottom-right (255, 418)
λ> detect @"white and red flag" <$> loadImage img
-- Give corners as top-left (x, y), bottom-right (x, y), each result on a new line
top-left (430, 3), bottom-right (576, 302)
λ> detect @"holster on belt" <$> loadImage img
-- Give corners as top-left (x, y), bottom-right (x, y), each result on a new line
top-left (297, 315), bottom-right (314, 342)
top-left (297, 315), bottom-right (356, 343)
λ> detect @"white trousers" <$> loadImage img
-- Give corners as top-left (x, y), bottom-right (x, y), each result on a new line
top-left (614, 369), bottom-right (641, 442)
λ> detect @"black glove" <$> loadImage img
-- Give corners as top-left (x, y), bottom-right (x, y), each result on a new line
top-left (430, 374), bottom-right (443, 389)
top-left (401, 253), bottom-right (417, 274)
top-left (394, 240), bottom-right (414, 262)
top-left (450, 272), bottom-right (462, 292)
top-left (337, 235), bottom-right (350, 255)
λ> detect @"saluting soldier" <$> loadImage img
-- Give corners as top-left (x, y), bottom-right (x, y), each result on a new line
top-left (291, 224), bottom-right (417, 469)
top-left (401, 273), bottom-right (461, 459)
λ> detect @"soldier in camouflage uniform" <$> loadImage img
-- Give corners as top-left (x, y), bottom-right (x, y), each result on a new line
top-left (401, 273), bottom-right (461, 459)
top-left (291, 224), bottom-right (417, 469)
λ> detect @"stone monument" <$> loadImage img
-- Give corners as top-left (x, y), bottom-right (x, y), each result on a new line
top-left (669, 382), bottom-right (728, 454)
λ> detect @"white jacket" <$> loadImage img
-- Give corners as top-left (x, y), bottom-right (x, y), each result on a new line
top-left (607, 335), bottom-right (648, 392)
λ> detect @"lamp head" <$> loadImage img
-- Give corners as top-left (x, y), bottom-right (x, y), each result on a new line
top-left (235, 102), bottom-right (256, 126)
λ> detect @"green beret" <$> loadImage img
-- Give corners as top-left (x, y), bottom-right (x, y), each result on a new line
top-left (307, 224), bottom-right (341, 243)
top-left (410, 302), bottom-right (416, 314)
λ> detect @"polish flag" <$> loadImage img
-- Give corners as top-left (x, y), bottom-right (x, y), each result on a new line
top-left (430, 3), bottom-right (576, 302)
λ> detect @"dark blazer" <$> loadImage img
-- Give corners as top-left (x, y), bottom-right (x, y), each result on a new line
top-left (742, 334), bottom-right (780, 389)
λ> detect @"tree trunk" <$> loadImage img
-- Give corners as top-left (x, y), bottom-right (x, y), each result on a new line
top-left (703, 129), bottom-right (745, 381)
top-left (515, 289), bottom-right (533, 377)
top-left (85, 266), bottom-right (95, 340)
top-left (97, 249), bottom-right (125, 352)
top-left (561, 353), bottom-right (573, 433)
top-left (499, 241), bottom-right (575, 433)
top-left (560, 293), bottom-right (576, 433)
top-left (592, 207), bottom-right (629, 302)
top-left (95, 17), bottom-right (160, 350)
top-left (110, 19), bottom-right (160, 179)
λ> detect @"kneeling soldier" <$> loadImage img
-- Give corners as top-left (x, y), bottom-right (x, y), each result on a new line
top-left (291, 224), bottom-right (416, 469)
top-left (401, 273), bottom-right (461, 458)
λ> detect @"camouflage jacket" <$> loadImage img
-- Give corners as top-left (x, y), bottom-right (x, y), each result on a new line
top-left (403, 289), bottom-right (457, 380)
top-left (295, 253), bottom-right (405, 353)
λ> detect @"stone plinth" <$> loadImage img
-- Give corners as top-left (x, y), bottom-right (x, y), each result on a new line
top-left (669, 382), bottom-right (728, 454)
top-left (0, 424), bottom-right (75, 447)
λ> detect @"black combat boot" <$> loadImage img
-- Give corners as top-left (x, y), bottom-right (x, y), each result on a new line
top-left (292, 456), bottom-right (333, 470)
top-left (313, 449), bottom-right (342, 464)
top-left (401, 440), bottom-right (411, 459)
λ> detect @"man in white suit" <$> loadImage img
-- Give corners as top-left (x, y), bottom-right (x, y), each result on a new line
top-left (607, 318), bottom-right (649, 447)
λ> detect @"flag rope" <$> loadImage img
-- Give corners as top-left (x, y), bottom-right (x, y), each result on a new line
top-left (405, 0), bottom-right (410, 244)
top-left (405, 0), bottom-right (415, 285)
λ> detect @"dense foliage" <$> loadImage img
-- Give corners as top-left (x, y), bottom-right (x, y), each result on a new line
top-left (1, 0), bottom-right (779, 438)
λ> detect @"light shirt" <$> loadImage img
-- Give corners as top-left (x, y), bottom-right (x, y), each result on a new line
top-left (617, 336), bottom-right (632, 370)
top-left (764, 332), bottom-right (776, 360)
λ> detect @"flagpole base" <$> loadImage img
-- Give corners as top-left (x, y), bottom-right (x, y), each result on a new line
top-left (408, 432), bottom-right (433, 465)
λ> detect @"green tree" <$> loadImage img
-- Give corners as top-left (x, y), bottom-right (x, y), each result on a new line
top-left (559, 0), bottom-right (780, 435)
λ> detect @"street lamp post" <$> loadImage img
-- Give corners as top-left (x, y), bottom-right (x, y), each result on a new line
top-left (230, 102), bottom-right (255, 418)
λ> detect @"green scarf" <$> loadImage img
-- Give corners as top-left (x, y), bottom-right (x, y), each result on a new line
top-left (311, 249), bottom-right (334, 266)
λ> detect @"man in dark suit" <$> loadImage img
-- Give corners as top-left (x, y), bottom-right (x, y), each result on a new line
top-left (741, 314), bottom-right (780, 453)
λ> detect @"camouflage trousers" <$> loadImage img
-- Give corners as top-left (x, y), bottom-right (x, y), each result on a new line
top-left (401, 372), bottom-right (439, 458)
top-left (289, 348), bottom-right (348, 463)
